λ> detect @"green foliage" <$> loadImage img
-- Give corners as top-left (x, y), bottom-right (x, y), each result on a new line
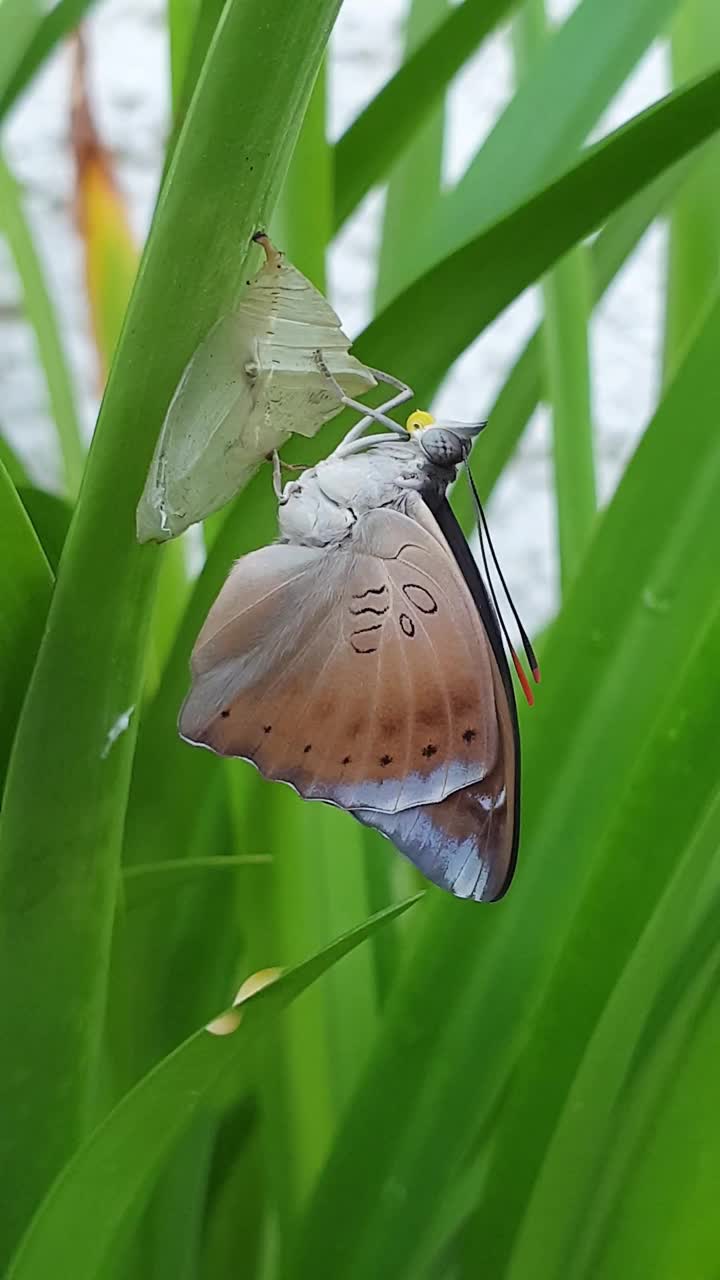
top-left (1, 1), bottom-right (719, 1277)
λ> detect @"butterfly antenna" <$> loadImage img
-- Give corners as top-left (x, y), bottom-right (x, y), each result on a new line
top-left (466, 466), bottom-right (541, 703)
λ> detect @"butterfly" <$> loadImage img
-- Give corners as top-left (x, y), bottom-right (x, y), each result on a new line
top-left (179, 360), bottom-right (539, 902)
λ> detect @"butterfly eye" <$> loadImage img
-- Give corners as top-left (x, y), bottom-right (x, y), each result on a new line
top-left (419, 427), bottom-right (469, 468)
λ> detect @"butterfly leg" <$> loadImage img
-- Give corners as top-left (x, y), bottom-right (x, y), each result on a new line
top-left (314, 352), bottom-right (412, 450)
top-left (270, 450), bottom-right (299, 505)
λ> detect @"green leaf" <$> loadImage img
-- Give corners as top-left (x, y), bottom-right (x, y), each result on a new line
top-left (5, 896), bottom-right (420, 1280)
top-left (122, 855), bottom-right (271, 911)
top-left (353, 68), bottom-right (720, 408)
top-left (292, 255), bottom-right (720, 1280)
top-left (0, 460), bottom-right (52, 789)
top-left (662, 0), bottom-right (720, 381)
top-left (0, 0), bottom-right (42, 112)
top-left (0, 154), bottom-right (85, 496)
top-left (473, 583), bottom-right (720, 1278)
top-left (589, 972), bottom-right (720, 1280)
top-left (374, 0), bottom-right (449, 311)
top-left (512, 1), bottom-right (596, 593)
top-left (0, 0), bottom-right (344, 1265)
top-left (333, 0), bottom-right (518, 231)
top-left (501, 793), bottom-right (720, 1280)
top-left (271, 61), bottom-right (331, 288)
top-left (0, 0), bottom-right (102, 121)
top-left (168, 0), bottom-right (203, 116)
top-left (435, 0), bottom-right (686, 271)
top-left (17, 487), bottom-right (73, 574)
top-left (451, 156), bottom-right (692, 533)
top-left (0, 433), bottom-right (29, 488)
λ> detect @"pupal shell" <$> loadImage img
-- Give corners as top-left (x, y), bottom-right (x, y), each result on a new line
top-left (136, 245), bottom-right (376, 543)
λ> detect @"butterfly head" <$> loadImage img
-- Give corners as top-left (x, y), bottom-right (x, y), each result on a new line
top-left (405, 410), bottom-right (487, 470)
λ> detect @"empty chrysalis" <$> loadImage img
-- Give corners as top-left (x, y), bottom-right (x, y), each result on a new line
top-left (136, 232), bottom-right (377, 542)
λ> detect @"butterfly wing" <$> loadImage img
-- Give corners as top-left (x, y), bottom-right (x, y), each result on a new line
top-left (180, 497), bottom-right (519, 900)
top-left (180, 505), bottom-right (501, 812)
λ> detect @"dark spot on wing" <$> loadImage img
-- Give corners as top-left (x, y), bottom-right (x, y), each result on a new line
top-left (421, 743), bottom-right (437, 758)
top-left (402, 582), bottom-right (438, 614)
top-left (462, 728), bottom-right (476, 743)
top-left (342, 756), bottom-right (351, 765)
top-left (351, 624), bottom-right (382, 654)
top-left (303, 744), bottom-right (312, 753)
top-left (350, 603), bottom-right (389, 617)
top-left (380, 754), bottom-right (393, 767)
top-left (263, 725), bottom-right (272, 734)
top-left (221, 710), bottom-right (230, 719)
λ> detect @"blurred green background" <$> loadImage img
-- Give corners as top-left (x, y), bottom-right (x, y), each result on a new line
top-left (1, 1), bottom-right (720, 1277)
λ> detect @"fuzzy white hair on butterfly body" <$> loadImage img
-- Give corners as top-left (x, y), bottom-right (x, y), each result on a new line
top-left (276, 424), bottom-right (473, 549)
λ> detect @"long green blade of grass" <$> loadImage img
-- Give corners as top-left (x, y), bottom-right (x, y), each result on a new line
top-left (270, 62), bottom-right (330, 286)
top-left (168, 0), bottom-right (203, 117)
top-left (0, 0), bottom-right (101, 121)
top-left (589, 971), bottom-right (720, 1279)
top-left (575, 881), bottom-right (720, 1280)
top-left (0, 0), bottom-right (342, 1265)
top-left (292, 253), bottom-right (720, 1280)
top-left (433, 0), bottom-right (685, 275)
top-left (5, 896), bottom-right (420, 1280)
top-left (16, 487), bottom-right (72, 573)
top-left (0, 153), bottom-right (85, 495)
top-left (0, 0), bottom-right (42, 111)
top-left (0, 459), bottom-right (52, 788)
top-left (452, 156), bottom-right (692, 532)
top-left (662, 0), bottom-right (720, 381)
top-left (513, 0), bottom-right (596, 592)
top-left (465, 533), bottom-right (720, 1277)
top-left (333, 0), bottom-right (517, 232)
top-left (503, 795), bottom-right (720, 1280)
top-left (0, 434), bottom-right (28, 486)
top-left (354, 68), bottom-right (720, 409)
top-left (374, 0), bottom-right (448, 311)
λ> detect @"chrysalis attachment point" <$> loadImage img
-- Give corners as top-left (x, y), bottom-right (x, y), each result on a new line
top-left (251, 229), bottom-right (282, 269)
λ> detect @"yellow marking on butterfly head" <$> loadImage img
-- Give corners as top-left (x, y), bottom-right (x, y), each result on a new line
top-left (406, 410), bottom-right (435, 433)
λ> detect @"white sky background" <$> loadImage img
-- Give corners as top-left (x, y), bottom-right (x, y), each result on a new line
top-left (0, 0), bottom-right (669, 628)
